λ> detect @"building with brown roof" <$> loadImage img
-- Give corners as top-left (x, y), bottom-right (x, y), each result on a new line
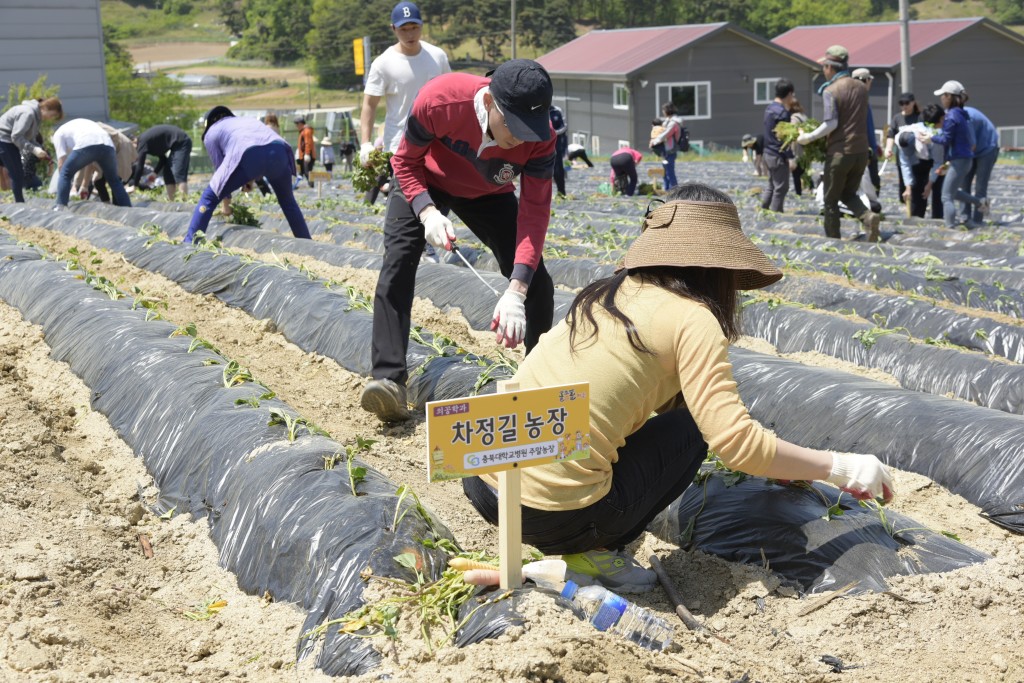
top-left (536, 23), bottom-right (819, 155)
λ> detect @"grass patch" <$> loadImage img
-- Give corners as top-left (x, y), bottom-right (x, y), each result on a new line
top-left (101, 1), bottom-right (230, 42)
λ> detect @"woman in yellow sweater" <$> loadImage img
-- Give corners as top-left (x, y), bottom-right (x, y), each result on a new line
top-left (463, 182), bottom-right (894, 593)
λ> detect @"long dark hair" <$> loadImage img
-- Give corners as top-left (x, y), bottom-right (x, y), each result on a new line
top-left (567, 183), bottom-right (741, 355)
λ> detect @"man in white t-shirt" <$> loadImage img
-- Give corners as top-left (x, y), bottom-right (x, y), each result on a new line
top-left (358, 1), bottom-right (450, 167)
top-left (52, 119), bottom-right (131, 209)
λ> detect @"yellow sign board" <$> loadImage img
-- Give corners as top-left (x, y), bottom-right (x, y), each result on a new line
top-left (426, 383), bottom-right (590, 482)
top-left (353, 38), bottom-right (365, 76)
top-left (308, 170), bottom-right (332, 182)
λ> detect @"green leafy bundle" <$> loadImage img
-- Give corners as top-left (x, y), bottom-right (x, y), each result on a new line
top-left (775, 118), bottom-right (826, 168)
top-left (351, 149), bottom-right (393, 193)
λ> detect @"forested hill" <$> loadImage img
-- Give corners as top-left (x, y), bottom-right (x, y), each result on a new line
top-left (141, 0), bottom-right (1023, 88)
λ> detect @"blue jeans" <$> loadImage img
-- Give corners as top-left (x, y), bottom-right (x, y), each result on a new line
top-left (0, 141), bottom-right (27, 202)
top-left (662, 150), bottom-right (678, 189)
top-left (185, 141), bottom-right (310, 242)
top-left (57, 145), bottom-right (131, 208)
top-left (941, 157), bottom-right (979, 228)
top-left (963, 147), bottom-right (998, 223)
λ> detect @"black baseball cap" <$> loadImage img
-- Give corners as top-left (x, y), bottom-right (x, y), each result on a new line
top-left (203, 105), bottom-right (234, 140)
top-left (486, 59), bottom-right (553, 143)
top-left (898, 92), bottom-right (915, 104)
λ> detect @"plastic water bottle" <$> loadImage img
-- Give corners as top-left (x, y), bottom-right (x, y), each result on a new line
top-left (560, 580), bottom-right (673, 651)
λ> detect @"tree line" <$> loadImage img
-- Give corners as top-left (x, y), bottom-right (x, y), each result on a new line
top-left (213, 0), bottom-right (1024, 88)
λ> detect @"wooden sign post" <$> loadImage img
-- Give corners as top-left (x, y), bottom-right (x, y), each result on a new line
top-left (425, 382), bottom-right (590, 589)
top-left (308, 170), bottom-right (332, 198)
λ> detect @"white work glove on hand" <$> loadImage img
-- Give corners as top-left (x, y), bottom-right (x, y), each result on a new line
top-left (795, 132), bottom-right (816, 146)
top-left (491, 290), bottom-right (527, 349)
top-left (32, 147), bottom-right (50, 161)
top-left (359, 142), bottom-right (375, 166)
top-left (826, 452), bottom-right (895, 503)
top-left (303, 154), bottom-right (311, 164)
top-left (421, 210), bottom-right (456, 252)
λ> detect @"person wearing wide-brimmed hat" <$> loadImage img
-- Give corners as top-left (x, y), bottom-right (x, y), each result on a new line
top-left (796, 45), bottom-right (882, 241)
top-left (462, 182), bottom-right (895, 593)
top-left (183, 106), bottom-right (311, 244)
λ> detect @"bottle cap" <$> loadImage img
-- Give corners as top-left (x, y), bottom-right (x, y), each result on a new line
top-left (560, 579), bottom-right (578, 599)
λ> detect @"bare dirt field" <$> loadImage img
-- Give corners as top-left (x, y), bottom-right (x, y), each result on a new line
top-left (1, 214), bottom-right (1022, 683)
top-left (129, 42), bottom-right (229, 68)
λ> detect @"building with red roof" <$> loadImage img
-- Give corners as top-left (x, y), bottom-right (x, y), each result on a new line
top-left (536, 23), bottom-right (818, 154)
top-left (775, 18), bottom-right (1024, 146)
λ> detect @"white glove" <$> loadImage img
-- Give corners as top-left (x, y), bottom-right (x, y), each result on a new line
top-left (491, 290), bottom-right (527, 349)
top-left (826, 452), bottom-right (895, 503)
top-left (359, 142), bottom-right (375, 166)
top-left (303, 154), bottom-right (311, 164)
top-left (421, 210), bottom-right (455, 251)
top-left (33, 147), bottom-right (50, 160)
top-left (795, 132), bottom-right (815, 146)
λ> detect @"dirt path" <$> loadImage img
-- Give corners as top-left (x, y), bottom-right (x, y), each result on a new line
top-left (2, 221), bottom-right (1023, 682)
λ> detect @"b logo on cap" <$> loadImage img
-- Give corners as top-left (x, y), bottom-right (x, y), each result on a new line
top-left (402, 6), bottom-right (410, 16)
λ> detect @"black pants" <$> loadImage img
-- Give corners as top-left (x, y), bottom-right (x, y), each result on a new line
top-left (552, 155), bottom-right (566, 196)
top-left (463, 409), bottom-right (708, 554)
top-left (867, 149), bottom-right (880, 195)
top-left (567, 149), bottom-right (594, 167)
top-left (792, 165), bottom-right (805, 196)
top-left (907, 159), bottom-right (933, 218)
top-left (609, 153), bottom-right (637, 196)
top-left (0, 141), bottom-right (27, 202)
top-left (371, 179), bottom-right (555, 385)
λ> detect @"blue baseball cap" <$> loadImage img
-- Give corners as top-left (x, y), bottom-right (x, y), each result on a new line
top-left (391, 2), bottom-right (422, 26)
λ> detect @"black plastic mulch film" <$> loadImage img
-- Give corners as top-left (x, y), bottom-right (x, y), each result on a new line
top-left (0, 196), bottom-right (1015, 672)
top-left (6, 203), bottom-right (1023, 531)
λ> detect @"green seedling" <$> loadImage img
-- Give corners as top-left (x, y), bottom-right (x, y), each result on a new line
top-left (182, 597), bottom-right (228, 621)
top-left (234, 389), bottom-right (276, 408)
top-left (267, 407), bottom-right (328, 442)
top-left (222, 360), bottom-right (255, 387)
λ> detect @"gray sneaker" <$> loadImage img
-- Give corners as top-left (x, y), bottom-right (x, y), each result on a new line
top-left (862, 211), bottom-right (881, 242)
top-left (360, 379), bottom-right (411, 422)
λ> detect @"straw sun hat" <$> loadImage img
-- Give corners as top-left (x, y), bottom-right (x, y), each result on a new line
top-left (622, 199), bottom-right (783, 290)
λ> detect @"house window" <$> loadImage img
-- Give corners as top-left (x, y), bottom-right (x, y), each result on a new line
top-left (590, 136), bottom-right (600, 156)
top-left (754, 78), bottom-right (780, 105)
top-left (571, 132), bottom-right (588, 147)
top-left (613, 84), bottom-right (629, 110)
top-left (617, 139), bottom-right (630, 150)
top-left (656, 82), bottom-right (711, 120)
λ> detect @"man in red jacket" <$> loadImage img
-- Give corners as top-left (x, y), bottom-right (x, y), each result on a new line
top-left (360, 59), bottom-right (556, 422)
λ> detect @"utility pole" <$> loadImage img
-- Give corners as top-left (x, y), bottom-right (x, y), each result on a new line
top-left (511, 0), bottom-right (516, 59)
top-left (899, 0), bottom-right (912, 93)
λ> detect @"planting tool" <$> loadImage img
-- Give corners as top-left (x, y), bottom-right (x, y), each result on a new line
top-left (647, 552), bottom-right (706, 633)
top-left (451, 246), bottom-right (501, 298)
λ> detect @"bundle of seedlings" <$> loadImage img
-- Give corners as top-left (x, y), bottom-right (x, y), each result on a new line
top-left (352, 149), bottom-right (394, 193)
top-left (775, 118), bottom-right (826, 168)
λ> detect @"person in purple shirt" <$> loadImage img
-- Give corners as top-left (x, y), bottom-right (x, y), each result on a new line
top-left (184, 106), bottom-right (312, 243)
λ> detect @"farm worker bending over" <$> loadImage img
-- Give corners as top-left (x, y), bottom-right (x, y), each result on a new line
top-left (360, 59), bottom-right (557, 423)
top-left (463, 183), bottom-right (895, 593)
top-left (0, 97), bottom-right (62, 203)
top-left (608, 146), bottom-right (642, 196)
top-left (52, 118), bottom-right (132, 209)
top-left (183, 106), bottom-right (311, 244)
top-left (126, 124), bottom-right (192, 201)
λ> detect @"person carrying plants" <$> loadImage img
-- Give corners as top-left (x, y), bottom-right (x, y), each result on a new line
top-left (0, 97), bottom-right (63, 203)
top-left (183, 106), bottom-right (311, 244)
top-left (463, 182), bottom-right (896, 593)
top-left (796, 45), bottom-right (882, 242)
top-left (126, 124), bottom-right (192, 201)
top-left (358, 1), bottom-right (450, 204)
top-left (359, 59), bottom-right (557, 423)
top-left (650, 102), bottom-right (685, 190)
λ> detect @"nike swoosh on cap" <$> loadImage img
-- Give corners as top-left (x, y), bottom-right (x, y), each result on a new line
top-left (531, 104), bottom-right (542, 110)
